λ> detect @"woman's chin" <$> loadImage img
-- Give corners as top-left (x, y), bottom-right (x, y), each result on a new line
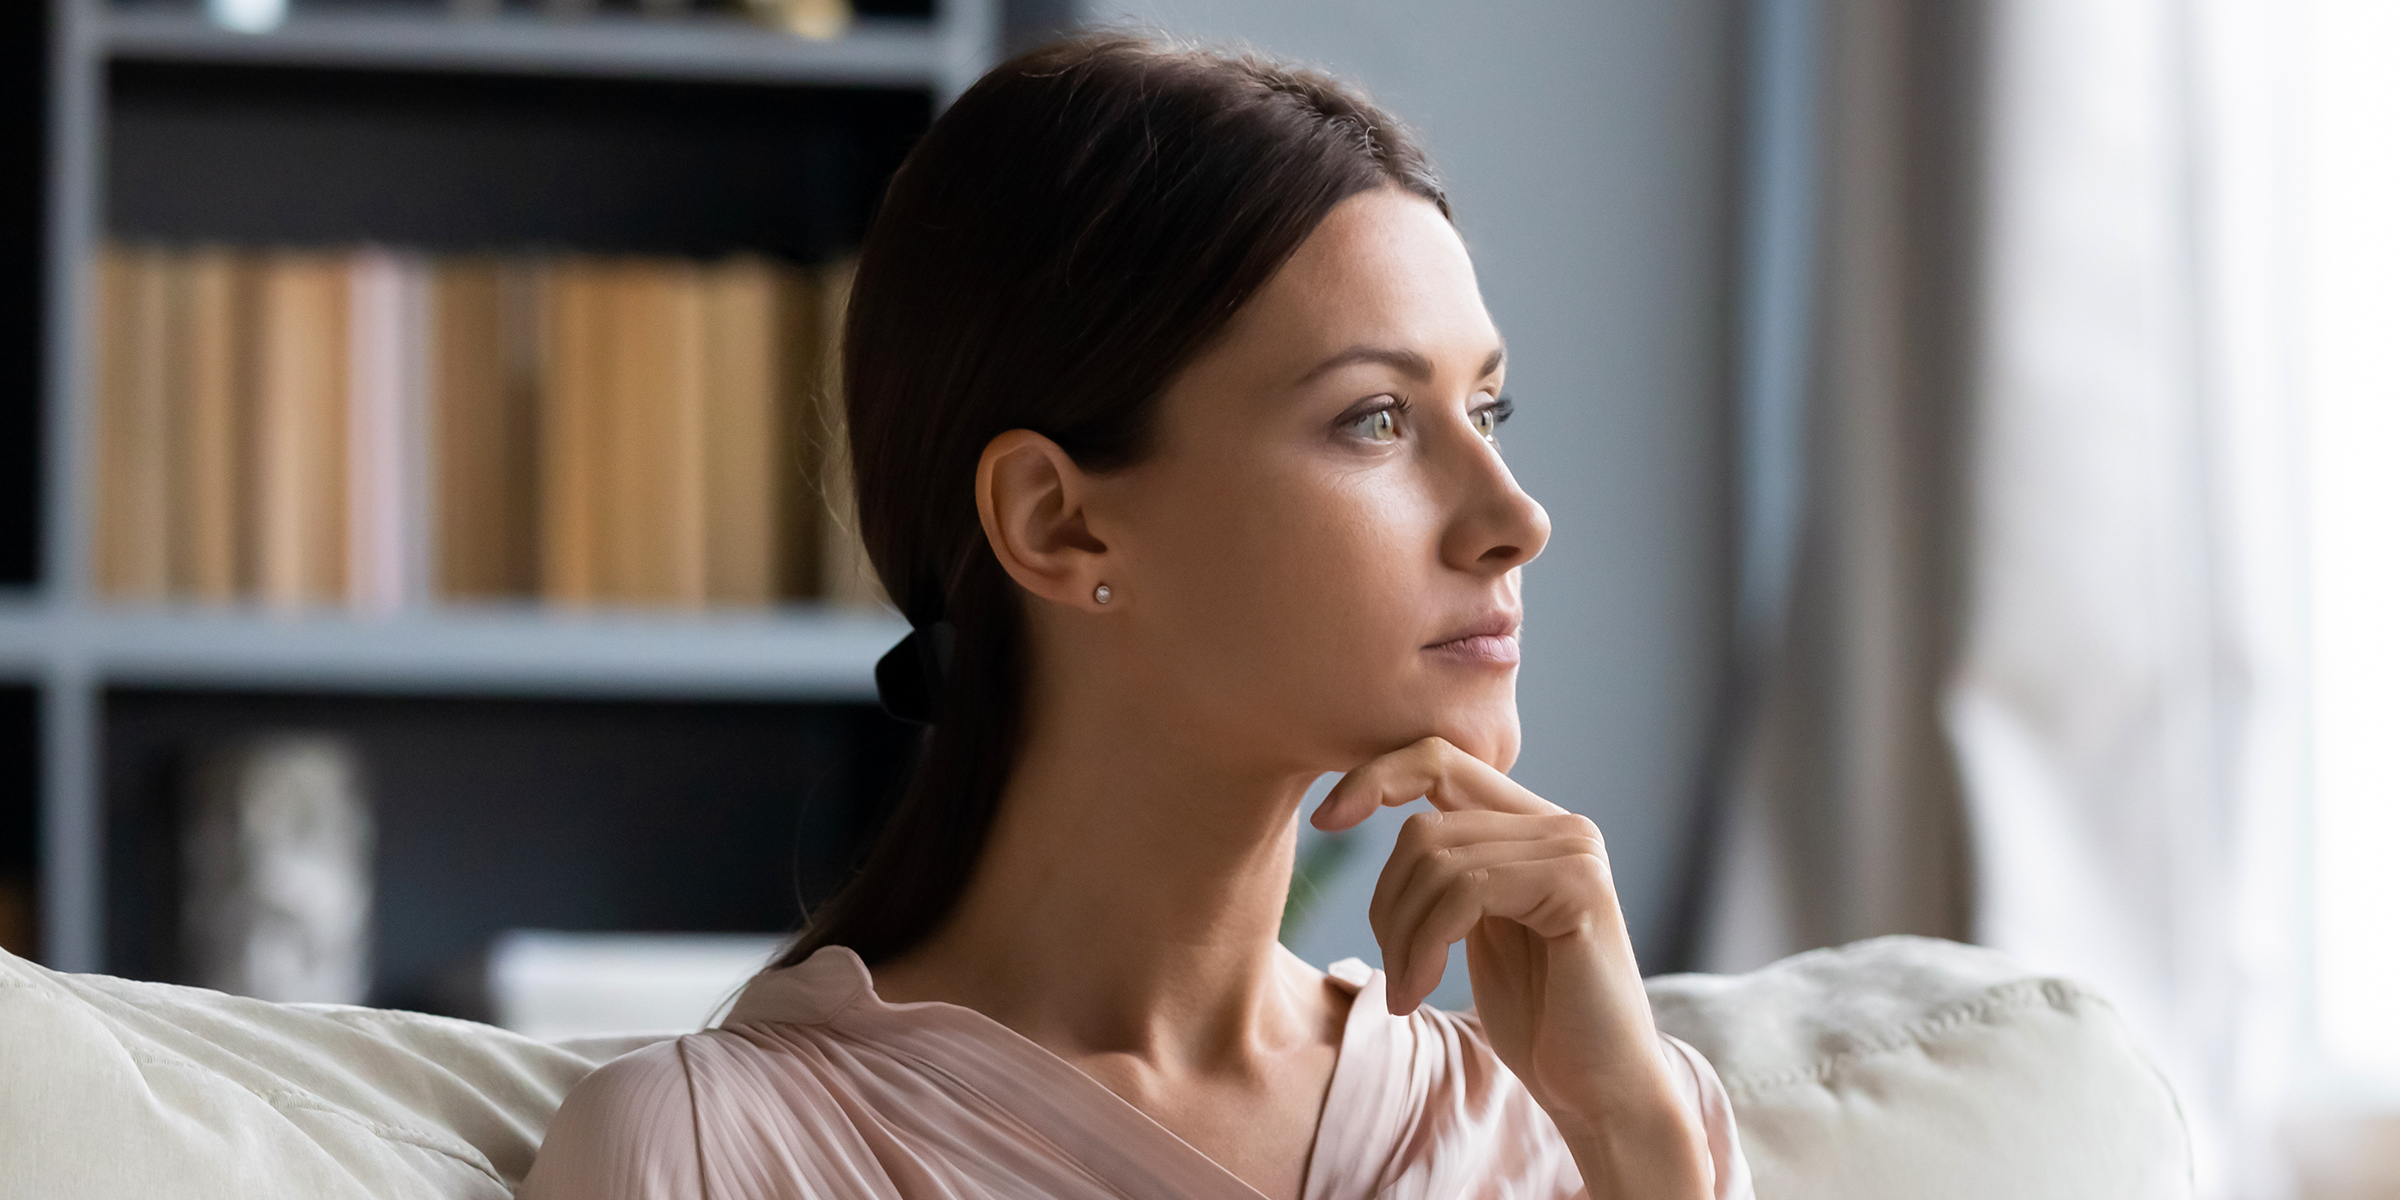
top-left (1442, 721), bottom-right (1522, 772)
top-left (1309, 685), bottom-right (1521, 773)
top-left (1391, 703), bottom-right (1522, 772)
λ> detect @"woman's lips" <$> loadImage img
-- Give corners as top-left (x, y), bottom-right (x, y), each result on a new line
top-left (1426, 632), bottom-right (1521, 665)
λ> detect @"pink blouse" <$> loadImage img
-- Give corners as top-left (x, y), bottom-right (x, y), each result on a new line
top-left (521, 946), bottom-right (1754, 1199)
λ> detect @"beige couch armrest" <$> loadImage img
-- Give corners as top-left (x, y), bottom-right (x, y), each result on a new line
top-left (0, 945), bottom-right (669, 1200)
top-left (1647, 935), bottom-right (2194, 1200)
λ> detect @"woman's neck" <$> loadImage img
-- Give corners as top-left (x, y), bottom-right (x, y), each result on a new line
top-left (869, 663), bottom-right (1335, 1074)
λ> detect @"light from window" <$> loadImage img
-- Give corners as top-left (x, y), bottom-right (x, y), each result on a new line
top-left (2305, 0), bottom-right (2400, 1080)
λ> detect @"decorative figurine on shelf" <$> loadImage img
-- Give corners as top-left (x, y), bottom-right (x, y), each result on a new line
top-left (744, 0), bottom-right (853, 41)
top-left (182, 734), bottom-right (375, 1005)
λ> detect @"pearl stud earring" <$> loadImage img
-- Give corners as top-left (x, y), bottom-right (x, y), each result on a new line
top-left (1094, 583), bottom-right (1113, 605)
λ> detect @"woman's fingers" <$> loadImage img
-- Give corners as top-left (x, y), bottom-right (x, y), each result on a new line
top-left (1373, 837), bottom-right (1618, 1013)
top-left (1380, 857), bottom-right (1617, 1013)
top-left (1311, 736), bottom-right (1559, 831)
top-left (1310, 736), bottom-right (1620, 1012)
top-left (1372, 837), bottom-right (1586, 1003)
top-left (1367, 811), bottom-right (1603, 933)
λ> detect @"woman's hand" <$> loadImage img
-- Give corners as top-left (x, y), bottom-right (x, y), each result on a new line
top-left (1309, 736), bottom-right (1714, 1199)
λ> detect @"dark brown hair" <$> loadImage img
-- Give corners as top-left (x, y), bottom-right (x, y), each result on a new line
top-left (774, 31), bottom-right (1448, 970)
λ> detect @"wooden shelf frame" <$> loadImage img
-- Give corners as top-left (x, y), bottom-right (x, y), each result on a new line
top-left (25, 0), bottom-right (996, 974)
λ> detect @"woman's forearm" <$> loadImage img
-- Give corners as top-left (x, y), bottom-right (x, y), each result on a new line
top-left (1552, 1088), bottom-right (1715, 1200)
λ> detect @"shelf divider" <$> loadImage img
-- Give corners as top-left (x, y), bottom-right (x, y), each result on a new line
top-left (38, 658), bottom-right (100, 974)
top-left (0, 600), bottom-right (903, 699)
top-left (101, 9), bottom-right (953, 88)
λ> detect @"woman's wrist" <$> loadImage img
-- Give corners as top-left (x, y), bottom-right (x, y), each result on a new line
top-left (1548, 1081), bottom-right (1713, 1200)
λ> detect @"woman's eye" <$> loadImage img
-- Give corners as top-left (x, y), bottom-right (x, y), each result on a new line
top-left (1472, 395), bottom-right (1515, 445)
top-left (1345, 405), bottom-right (1401, 443)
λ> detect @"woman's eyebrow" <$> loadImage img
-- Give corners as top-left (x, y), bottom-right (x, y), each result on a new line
top-left (1294, 344), bottom-right (1507, 385)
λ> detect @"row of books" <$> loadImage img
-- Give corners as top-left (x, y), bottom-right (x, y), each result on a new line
top-left (188, 0), bottom-right (857, 37)
top-left (91, 243), bottom-right (883, 611)
top-left (458, 0), bottom-right (856, 37)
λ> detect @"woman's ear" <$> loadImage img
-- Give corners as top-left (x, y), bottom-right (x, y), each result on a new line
top-left (975, 429), bottom-right (1113, 610)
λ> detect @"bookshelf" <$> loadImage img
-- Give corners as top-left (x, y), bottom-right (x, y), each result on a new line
top-left (14, 0), bottom-right (1008, 992)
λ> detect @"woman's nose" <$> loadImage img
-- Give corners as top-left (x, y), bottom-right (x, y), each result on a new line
top-left (1440, 433), bottom-right (1551, 574)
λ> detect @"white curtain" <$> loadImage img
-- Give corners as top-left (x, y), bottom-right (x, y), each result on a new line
top-left (1697, 1), bottom-right (2308, 1195)
top-left (1946, 2), bottom-right (2304, 1196)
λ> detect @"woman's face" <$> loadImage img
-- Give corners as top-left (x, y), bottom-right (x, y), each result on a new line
top-left (1093, 186), bottom-right (1551, 774)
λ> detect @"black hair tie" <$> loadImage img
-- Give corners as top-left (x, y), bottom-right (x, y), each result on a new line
top-left (875, 619), bottom-right (955, 725)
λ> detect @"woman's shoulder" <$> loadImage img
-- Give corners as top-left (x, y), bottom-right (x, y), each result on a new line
top-left (520, 1039), bottom-right (705, 1200)
top-left (523, 1015), bottom-right (897, 1199)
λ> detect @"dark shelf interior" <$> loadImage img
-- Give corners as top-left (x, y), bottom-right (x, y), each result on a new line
top-left (102, 687), bottom-right (918, 1012)
top-left (0, 688), bottom-right (35, 962)
top-left (0, 0), bottom-right (49, 589)
top-left (106, 60), bottom-right (933, 259)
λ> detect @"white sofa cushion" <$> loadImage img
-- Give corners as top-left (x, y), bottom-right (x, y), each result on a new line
top-left (0, 945), bottom-right (662, 1199)
top-left (0, 935), bottom-right (2190, 1198)
top-left (1648, 935), bottom-right (2194, 1199)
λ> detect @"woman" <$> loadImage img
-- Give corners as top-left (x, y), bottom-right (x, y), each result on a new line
top-left (525, 32), bottom-right (1752, 1200)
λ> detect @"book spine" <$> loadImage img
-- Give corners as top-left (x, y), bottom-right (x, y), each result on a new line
top-left (398, 257), bottom-right (435, 612)
top-left (662, 262), bottom-right (710, 610)
top-left (90, 245), bottom-right (136, 599)
top-left (700, 256), bottom-right (781, 607)
top-left (594, 261), bottom-right (648, 604)
top-left (255, 252), bottom-right (351, 608)
top-left (539, 260), bottom-right (601, 606)
top-left (593, 259), bottom-right (710, 608)
top-left (431, 258), bottom-right (536, 602)
top-left (178, 247), bottom-right (254, 602)
top-left (95, 245), bottom-right (179, 601)
top-left (347, 248), bottom-right (424, 616)
top-left (496, 261), bottom-right (545, 600)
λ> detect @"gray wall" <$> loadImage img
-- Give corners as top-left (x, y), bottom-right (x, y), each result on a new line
top-left (1079, 1), bottom-right (1743, 984)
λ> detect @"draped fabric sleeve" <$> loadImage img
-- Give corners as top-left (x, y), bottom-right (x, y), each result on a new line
top-left (1658, 1032), bottom-right (1754, 1200)
top-left (519, 1039), bottom-right (705, 1200)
